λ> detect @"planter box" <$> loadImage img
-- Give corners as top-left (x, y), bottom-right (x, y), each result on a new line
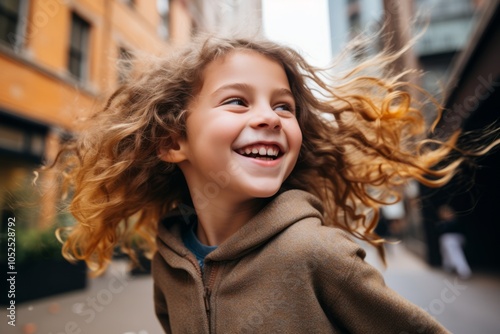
top-left (1, 259), bottom-right (87, 305)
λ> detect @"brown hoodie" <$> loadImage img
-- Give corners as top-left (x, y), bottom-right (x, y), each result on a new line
top-left (153, 190), bottom-right (450, 333)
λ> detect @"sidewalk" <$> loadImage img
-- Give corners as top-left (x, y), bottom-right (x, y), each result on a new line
top-left (0, 260), bottom-right (163, 334)
top-left (366, 242), bottom-right (500, 334)
top-left (1, 243), bottom-right (499, 334)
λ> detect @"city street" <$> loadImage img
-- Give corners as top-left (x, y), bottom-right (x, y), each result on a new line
top-left (1, 243), bottom-right (499, 334)
top-left (366, 243), bottom-right (500, 334)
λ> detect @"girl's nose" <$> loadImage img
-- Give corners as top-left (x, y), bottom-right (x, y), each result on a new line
top-left (249, 106), bottom-right (282, 130)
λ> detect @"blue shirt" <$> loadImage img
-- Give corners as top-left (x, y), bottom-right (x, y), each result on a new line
top-left (182, 223), bottom-right (218, 270)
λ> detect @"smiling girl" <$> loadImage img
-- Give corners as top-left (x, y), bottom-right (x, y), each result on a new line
top-left (48, 36), bottom-right (489, 333)
top-left (159, 50), bottom-right (302, 247)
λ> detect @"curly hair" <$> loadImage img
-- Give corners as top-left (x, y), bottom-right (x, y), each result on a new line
top-left (49, 35), bottom-right (494, 274)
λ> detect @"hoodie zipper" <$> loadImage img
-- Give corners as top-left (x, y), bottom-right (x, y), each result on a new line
top-left (203, 262), bottom-right (219, 333)
top-left (186, 255), bottom-right (219, 333)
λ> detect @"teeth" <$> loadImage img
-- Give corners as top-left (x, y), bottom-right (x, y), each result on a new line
top-left (236, 144), bottom-right (281, 158)
top-left (267, 147), bottom-right (277, 156)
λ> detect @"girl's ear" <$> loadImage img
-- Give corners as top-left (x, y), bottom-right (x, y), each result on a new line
top-left (158, 139), bottom-right (188, 163)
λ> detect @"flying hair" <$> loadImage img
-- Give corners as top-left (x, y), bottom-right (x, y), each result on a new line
top-left (46, 34), bottom-right (499, 275)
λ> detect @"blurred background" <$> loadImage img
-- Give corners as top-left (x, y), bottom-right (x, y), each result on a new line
top-left (0, 0), bottom-right (499, 333)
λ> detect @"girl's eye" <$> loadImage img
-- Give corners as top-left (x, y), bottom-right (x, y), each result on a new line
top-left (222, 98), bottom-right (247, 106)
top-left (274, 103), bottom-right (295, 113)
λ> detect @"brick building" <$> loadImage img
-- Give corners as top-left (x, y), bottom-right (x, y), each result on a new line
top-left (0, 0), bottom-right (190, 229)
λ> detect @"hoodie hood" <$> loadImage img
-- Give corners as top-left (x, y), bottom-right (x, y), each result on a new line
top-left (156, 189), bottom-right (324, 263)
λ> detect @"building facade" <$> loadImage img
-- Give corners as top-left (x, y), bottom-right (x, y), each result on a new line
top-left (328, 0), bottom-right (498, 269)
top-left (328, 0), bottom-right (478, 83)
top-left (0, 0), bottom-right (186, 229)
top-left (189, 0), bottom-right (262, 36)
top-left (423, 0), bottom-right (500, 269)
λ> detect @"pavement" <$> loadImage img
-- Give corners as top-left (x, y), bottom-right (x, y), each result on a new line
top-left (366, 243), bottom-right (500, 334)
top-left (1, 242), bottom-right (499, 334)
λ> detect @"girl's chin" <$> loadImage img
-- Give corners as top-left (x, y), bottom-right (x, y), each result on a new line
top-left (243, 185), bottom-right (282, 199)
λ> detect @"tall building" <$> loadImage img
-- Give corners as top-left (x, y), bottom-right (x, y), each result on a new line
top-left (422, 0), bottom-right (500, 269)
top-left (413, 0), bottom-right (478, 96)
top-left (328, 0), bottom-right (498, 269)
top-left (329, 0), bottom-right (384, 57)
top-left (0, 0), bottom-right (188, 229)
top-left (189, 0), bottom-right (262, 36)
top-left (329, 0), bottom-right (479, 89)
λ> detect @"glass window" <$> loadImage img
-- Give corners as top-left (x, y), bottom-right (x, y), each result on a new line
top-left (68, 13), bottom-right (90, 81)
top-left (0, 0), bottom-right (20, 47)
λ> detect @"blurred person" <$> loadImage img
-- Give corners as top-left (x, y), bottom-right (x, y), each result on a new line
top-left (42, 34), bottom-right (500, 333)
top-left (380, 201), bottom-right (406, 239)
top-left (437, 205), bottom-right (471, 279)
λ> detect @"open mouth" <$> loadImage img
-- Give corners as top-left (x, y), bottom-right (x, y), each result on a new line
top-left (235, 144), bottom-right (283, 161)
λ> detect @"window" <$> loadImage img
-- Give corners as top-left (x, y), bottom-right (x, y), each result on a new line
top-left (0, 0), bottom-right (20, 47)
top-left (68, 13), bottom-right (90, 81)
top-left (117, 47), bottom-right (133, 84)
top-left (0, 110), bottom-right (48, 163)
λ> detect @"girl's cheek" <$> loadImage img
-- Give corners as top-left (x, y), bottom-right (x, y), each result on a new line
top-left (292, 121), bottom-right (303, 147)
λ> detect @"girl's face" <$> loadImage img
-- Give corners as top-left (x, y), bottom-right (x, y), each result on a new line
top-left (167, 50), bottom-right (302, 206)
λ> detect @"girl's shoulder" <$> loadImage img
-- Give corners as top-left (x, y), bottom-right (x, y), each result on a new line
top-left (273, 217), bottom-right (366, 270)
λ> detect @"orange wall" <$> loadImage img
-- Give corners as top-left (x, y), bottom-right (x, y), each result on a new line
top-left (0, 0), bottom-right (177, 130)
top-left (0, 0), bottom-right (193, 228)
top-left (0, 54), bottom-right (95, 128)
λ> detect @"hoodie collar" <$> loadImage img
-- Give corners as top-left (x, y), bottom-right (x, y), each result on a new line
top-left (157, 189), bottom-right (324, 263)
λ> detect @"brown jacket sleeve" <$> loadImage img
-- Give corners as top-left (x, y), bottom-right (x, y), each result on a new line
top-left (316, 232), bottom-right (451, 334)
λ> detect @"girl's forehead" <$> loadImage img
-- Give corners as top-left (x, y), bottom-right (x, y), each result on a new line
top-left (199, 49), bottom-right (288, 88)
top-left (208, 49), bottom-right (283, 72)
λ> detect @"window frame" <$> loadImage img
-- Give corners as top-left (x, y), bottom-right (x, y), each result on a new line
top-left (0, 0), bottom-right (23, 49)
top-left (67, 12), bottom-right (91, 82)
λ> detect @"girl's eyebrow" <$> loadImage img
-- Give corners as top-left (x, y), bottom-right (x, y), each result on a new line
top-left (211, 83), bottom-right (253, 96)
top-left (211, 83), bottom-right (294, 100)
top-left (273, 88), bottom-right (295, 100)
